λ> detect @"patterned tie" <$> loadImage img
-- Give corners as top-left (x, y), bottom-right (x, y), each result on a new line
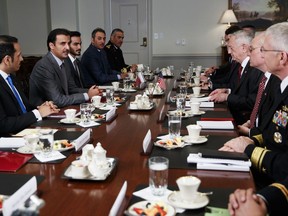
top-left (238, 65), bottom-right (243, 83)
top-left (73, 59), bottom-right (83, 87)
top-left (7, 75), bottom-right (27, 113)
top-left (60, 63), bottom-right (68, 95)
top-left (250, 75), bottom-right (268, 128)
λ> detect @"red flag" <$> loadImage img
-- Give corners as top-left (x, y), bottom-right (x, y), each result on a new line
top-left (157, 72), bottom-right (166, 90)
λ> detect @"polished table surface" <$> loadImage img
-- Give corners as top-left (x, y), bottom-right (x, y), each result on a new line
top-left (15, 74), bottom-right (255, 216)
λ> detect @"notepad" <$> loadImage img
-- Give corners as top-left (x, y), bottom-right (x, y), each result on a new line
top-left (197, 121), bottom-right (234, 129)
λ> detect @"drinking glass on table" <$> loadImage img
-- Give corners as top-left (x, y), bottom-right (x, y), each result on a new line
top-left (168, 115), bottom-right (181, 139)
top-left (80, 103), bottom-right (92, 125)
top-left (39, 129), bottom-right (54, 157)
top-left (149, 156), bottom-right (169, 196)
top-left (179, 85), bottom-right (187, 97)
top-left (176, 94), bottom-right (185, 114)
top-left (106, 88), bottom-right (114, 105)
top-left (123, 77), bottom-right (131, 91)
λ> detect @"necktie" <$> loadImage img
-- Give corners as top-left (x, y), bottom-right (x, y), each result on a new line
top-left (250, 75), bottom-right (268, 128)
top-left (7, 76), bottom-right (27, 113)
top-left (60, 63), bottom-right (68, 95)
top-left (238, 65), bottom-right (243, 82)
top-left (73, 59), bottom-right (83, 87)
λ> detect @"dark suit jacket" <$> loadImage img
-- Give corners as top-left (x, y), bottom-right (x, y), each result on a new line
top-left (211, 61), bottom-right (240, 90)
top-left (258, 178), bottom-right (288, 216)
top-left (29, 52), bottom-right (87, 108)
top-left (227, 61), bottom-right (262, 125)
top-left (246, 85), bottom-right (288, 183)
top-left (81, 44), bottom-right (119, 86)
top-left (0, 75), bottom-right (37, 136)
top-left (64, 57), bottom-right (85, 88)
top-left (104, 40), bottom-right (130, 72)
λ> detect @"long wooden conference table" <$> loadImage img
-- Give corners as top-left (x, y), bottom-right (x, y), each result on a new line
top-left (12, 71), bottom-right (255, 215)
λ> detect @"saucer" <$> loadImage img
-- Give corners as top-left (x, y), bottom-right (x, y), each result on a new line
top-left (182, 136), bottom-right (208, 144)
top-left (59, 118), bottom-right (81, 124)
top-left (155, 139), bottom-right (185, 150)
top-left (168, 191), bottom-right (209, 209)
top-left (190, 94), bottom-right (206, 98)
top-left (190, 111), bottom-right (205, 115)
top-left (128, 201), bottom-right (175, 216)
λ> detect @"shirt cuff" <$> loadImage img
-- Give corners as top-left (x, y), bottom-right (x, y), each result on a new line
top-left (83, 93), bottom-right (89, 101)
top-left (32, 109), bottom-right (42, 121)
top-left (117, 74), bottom-right (121, 80)
top-left (227, 88), bottom-right (231, 94)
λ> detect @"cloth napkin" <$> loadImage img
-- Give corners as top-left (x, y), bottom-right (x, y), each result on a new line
top-left (76, 121), bottom-right (100, 128)
top-left (133, 187), bottom-right (185, 213)
top-left (34, 151), bottom-right (66, 162)
top-left (157, 134), bottom-right (170, 140)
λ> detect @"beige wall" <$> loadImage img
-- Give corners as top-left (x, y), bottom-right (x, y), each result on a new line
top-left (0, 0), bottom-right (228, 67)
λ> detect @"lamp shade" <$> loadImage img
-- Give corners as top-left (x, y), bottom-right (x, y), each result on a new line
top-left (220, 9), bottom-right (238, 25)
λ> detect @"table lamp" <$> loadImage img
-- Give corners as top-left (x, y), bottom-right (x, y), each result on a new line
top-left (220, 9), bottom-right (238, 27)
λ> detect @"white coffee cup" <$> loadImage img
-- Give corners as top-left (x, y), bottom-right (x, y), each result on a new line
top-left (112, 82), bottom-right (120, 91)
top-left (190, 101), bottom-right (200, 114)
top-left (192, 86), bottom-right (201, 96)
top-left (193, 77), bottom-right (200, 86)
top-left (91, 95), bottom-right (101, 107)
top-left (70, 160), bottom-right (89, 177)
top-left (186, 124), bottom-right (201, 140)
top-left (64, 109), bottom-right (77, 121)
top-left (176, 176), bottom-right (201, 202)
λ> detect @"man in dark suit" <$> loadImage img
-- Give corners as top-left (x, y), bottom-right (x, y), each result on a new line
top-left (104, 28), bottom-right (137, 73)
top-left (81, 28), bottom-right (128, 86)
top-left (220, 22), bottom-right (288, 187)
top-left (209, 30), bottom-right (262, 125)
top-left (0, 35), bottom-right (59, 137)
top-left (238, 32), bottom-right (281, 136)
top-left (29, 28), bottom-right (100, 108)
top-left (65, 31), bottom-right (85, 88)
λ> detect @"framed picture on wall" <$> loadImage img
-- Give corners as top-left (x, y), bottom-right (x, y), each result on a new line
top-left (229, 0), bottom-right (288, 30)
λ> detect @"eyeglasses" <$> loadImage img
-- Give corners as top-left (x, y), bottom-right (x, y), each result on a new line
top-left (249, 46), bottom-right (260, 52)
top-left (260, 46), bottom-right (283, 53)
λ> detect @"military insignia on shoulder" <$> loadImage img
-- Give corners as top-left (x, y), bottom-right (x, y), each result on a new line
top-left (106, 45), bottom-right (111, 49)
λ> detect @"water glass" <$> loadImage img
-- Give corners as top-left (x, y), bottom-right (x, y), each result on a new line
top-left (39, 129), bottom-right (54, 156)
top-left (149, 156), bottom-right (169, 196)
top-left (168, 115), bottom-right (181, 139)
top-left (179, 85), bottom-right (187, 97)
top-left (176, 94), bottom-right (185, 113)
top-left (123, 77), bottom-right (130, 90)
top-left (106, 88), bottom-right (114, 105)
top-left (80, 103), bottom-right (92, 125)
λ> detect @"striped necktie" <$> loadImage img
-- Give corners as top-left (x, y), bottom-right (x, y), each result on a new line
top-left (7, 75), bottom-right (27, 113)
top-left (250, 75), bottom-right (268, 128)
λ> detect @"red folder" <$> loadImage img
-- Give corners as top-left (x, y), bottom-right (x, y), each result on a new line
top-left (0, 151), bottom-right (33, 172)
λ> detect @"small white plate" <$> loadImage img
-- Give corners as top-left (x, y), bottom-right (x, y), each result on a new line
top-left (168, 191), bottom-right (209, 209)
top-left (154, 139), bottom-right (185, 150)
top-left (16, 140), bottom-right (75, 154)
top-left (190, 94), bottom-right (206, 98)
top-left (167, 110), bottom-right (194, 118)
top-left (128, 201), bottom-right (175, 216)
top-left (122, 88), bottom-right (137, 92)
top-left (128, 103), bottom-right (155, 111)
top-left (59, 118), bottom-right (81, 124)
top-left (190, 111), bottom-right (205, 115)
top-left (182, 136), bottom-right (208, 144)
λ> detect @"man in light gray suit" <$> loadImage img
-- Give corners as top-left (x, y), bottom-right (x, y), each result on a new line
top-left (29, 28), bottom-right (100, 108)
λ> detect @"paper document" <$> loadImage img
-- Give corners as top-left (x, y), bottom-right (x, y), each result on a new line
top-left (200, 102), bottom-right (214, 108)
top-left (0, 137), bottom-right (26, 148)
top-left (187, 153), bottom-right (251, 166)
top-left (197, 121), bottom-right (234, 129)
